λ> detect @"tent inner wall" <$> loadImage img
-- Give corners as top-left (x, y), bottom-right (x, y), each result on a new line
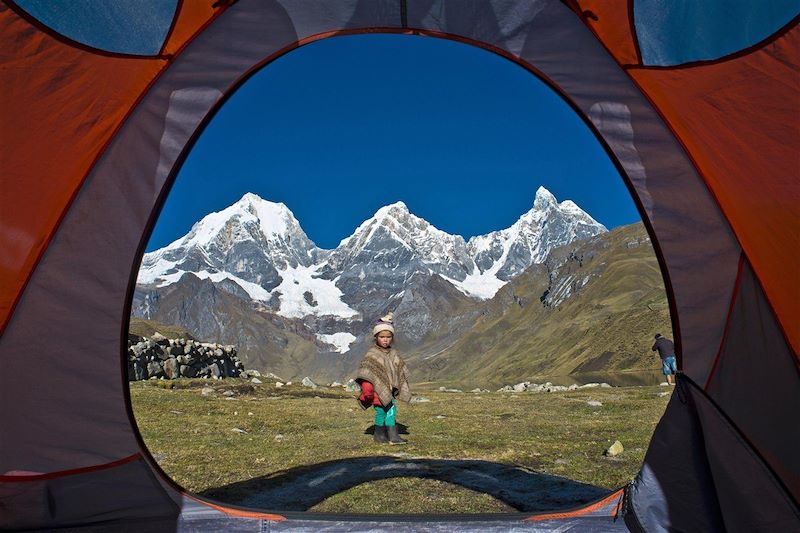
top-left (1, 0), bottom-right (732, 495)
top-left (2, 0), bottom-right (790, 529)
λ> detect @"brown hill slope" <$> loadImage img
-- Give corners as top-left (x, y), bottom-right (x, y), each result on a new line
top-left (132, 274), bottom-right (324, 380)
top-left (129, 317), bottom-right (198, 340)
top-left (413, 223), bottom-right (673, 384)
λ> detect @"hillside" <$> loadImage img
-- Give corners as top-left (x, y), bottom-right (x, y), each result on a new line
top-left (130, 222), bottom-right (672, 384)
top-left (129, 317), bottom-right (198, 340)
top-left (412, 223), bottom-right (672, 384)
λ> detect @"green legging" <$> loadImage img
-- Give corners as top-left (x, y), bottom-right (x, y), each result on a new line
top-left (373, 401), bottom-right (396, 426)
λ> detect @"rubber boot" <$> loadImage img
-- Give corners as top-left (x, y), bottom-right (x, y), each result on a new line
top-left (373, 425), bottom-right (389, 444)
top-left (386, 424), bottom-right (407, 445)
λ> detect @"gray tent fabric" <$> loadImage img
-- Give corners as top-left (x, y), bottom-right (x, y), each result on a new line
top-left (628, 375), bottom-right (800, 532)
top-left (0, 457), bottom-right (179, 530)
top-left (705, 259), bottom-right (800, 501)
top-left (1, 0), bottom-right (798, 530)
top-left (625, 381), bottom-right (726, 532)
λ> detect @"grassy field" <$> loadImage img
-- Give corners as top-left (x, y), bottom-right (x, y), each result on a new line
top-left (130, 378), bottom-right (671, 514)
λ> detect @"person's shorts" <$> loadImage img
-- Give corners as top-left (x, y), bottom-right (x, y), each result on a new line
top-left (662, 356), bottom-right (677, 376)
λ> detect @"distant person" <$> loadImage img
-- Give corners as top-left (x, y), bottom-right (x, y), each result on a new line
top-left (652, 333), bottom-right (677, 385)
top-left (355, 312), bottom-right (412, 445)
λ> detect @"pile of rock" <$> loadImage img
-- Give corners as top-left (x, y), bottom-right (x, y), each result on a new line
top-left (496, 381), bottom-right (612, 393)
top-left (127, 333), bottom-right (245, 381)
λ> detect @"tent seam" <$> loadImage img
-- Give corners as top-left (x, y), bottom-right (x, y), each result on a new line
top-left (620, 14), bottom-right (800, 70)
top-left (158, 0), bottom-right (184, 56)
top-left (3, 0), bottom-right (173, 59)
top-left (704, 253), bottom-right (746, 390)
top-left (0, 453), bottom-right (141, 482)
top-left (684, 376), bottom-right (800, 513)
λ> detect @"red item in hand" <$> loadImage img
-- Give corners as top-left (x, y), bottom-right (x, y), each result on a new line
top-left (359, 380), bottom-right (382, 406)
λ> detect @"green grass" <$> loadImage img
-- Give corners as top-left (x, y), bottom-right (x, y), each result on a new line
top-left (131, 379), bottom-right (670, 513)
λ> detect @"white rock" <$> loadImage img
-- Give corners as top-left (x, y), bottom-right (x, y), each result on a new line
top-left (600, 383), bottom-right (612, 388)
top-left (301, 377), bottom-right (318, 388)
top-left (275, 382), bottom-right (284, 388)
top-left (200, 387), bottom-right (214, 396)
top-left (587, 400), bottom-right (603, 407)
top-left (251, 378), bottom-right (262, 384)
top-left (659, 382), bottom-right (670, 387)
top-left (410, 396), bottom-right (431, 403)
top-left (604, 440), bottom-right (624, 456)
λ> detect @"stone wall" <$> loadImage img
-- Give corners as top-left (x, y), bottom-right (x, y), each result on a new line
top-left (128, 332), bottom-right (244, 381)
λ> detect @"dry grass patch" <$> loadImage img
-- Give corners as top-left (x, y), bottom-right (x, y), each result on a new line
top-left (131, 379), bottom-right (670, 513)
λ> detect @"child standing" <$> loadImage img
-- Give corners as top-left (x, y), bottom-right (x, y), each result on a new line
top-left (355, 313), bottom-right (411, 445)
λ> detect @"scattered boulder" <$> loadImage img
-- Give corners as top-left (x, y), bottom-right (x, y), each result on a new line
top-left (345, 379), bottom-right (360, 392)
top-left (163, 358), bottom-right (179, 379)
top-left (275, 382), bottom-right (284, 388)
top-left (151, 332), bottom-right (169, 346)
top-left (410, 396), bottom-right (431, 403)
top-left (587, 400), bottom-right (603, 407)
top-left (251, 378), bottom-right (262, 384)
top-left (200, 387), bottom-right (214, 396)
top-left (301, 377), bottom-right (318, 388)
top-left (604, 440), bottom-right (624, 457)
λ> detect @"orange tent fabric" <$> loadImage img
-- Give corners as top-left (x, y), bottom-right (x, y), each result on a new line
top-left (628, 24), bottom-right (800, 353)
top-left (1, 1), bottom-right (797, 530)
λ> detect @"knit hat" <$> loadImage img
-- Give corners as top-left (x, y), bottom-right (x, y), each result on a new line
top-left (372, 312), bottom-right (395, 336)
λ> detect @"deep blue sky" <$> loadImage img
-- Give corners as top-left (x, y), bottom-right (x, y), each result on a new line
top-left (148, 33), bottom-right (639, 251)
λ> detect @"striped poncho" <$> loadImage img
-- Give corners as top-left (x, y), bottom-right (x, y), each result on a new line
top-left (355, 345), bottom-right (411, 409)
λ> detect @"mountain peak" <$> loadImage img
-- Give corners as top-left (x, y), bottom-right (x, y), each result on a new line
top-left (237, 192), bottom-right (288, 212)
top-left (533, 186), bottom-right (558, 209)
top-left (239, 191), bottom-right (264, 204)
top-left (374, 201), bottom-right (409, 219)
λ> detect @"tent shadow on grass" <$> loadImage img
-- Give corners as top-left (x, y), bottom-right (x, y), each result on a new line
top-left (199, 456), bottom-right (611, 512)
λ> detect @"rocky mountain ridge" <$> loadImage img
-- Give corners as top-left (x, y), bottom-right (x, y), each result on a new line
top-left (134, 187), bottom-right (606, 357)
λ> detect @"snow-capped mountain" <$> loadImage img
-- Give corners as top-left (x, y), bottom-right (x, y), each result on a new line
top-left (138, 193), bottom-right (355, 320)
top-left (461, 187), bottom-right (608, 297)
top-left (135, 187), bottom-right (606, 353)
